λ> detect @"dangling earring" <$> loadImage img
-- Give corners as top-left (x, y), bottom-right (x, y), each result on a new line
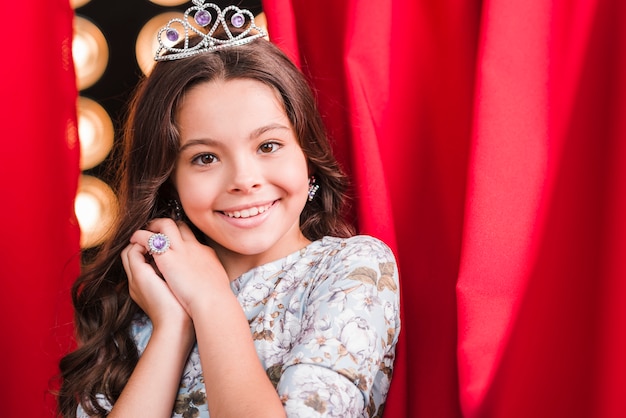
top-left (307, 176), bottom-right (320, 202)
top-left (167, 199), bottom-right (184, 221)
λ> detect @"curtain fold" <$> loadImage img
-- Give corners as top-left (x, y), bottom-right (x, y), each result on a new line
top-left (456, 0), bottom-right (555, 412)
top-left (0, 1), bottom-right (80, 416)
top-left (264, 0), bottom-right (626, 417)
top-left (5, 0), bottom-right (625, 415)
top-left (466, 0), bottom-right (626, 416)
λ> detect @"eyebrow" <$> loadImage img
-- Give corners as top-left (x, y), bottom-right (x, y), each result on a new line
top-left (178, 123), bottom-right (292, 152)
top-left (249, 123), bottom-right (291, 139)
top-left (179, 138), bottom-right (219, 153)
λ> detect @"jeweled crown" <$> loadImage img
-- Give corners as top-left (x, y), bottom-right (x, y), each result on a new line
top-left (155, 1), bottom-right (267, 61)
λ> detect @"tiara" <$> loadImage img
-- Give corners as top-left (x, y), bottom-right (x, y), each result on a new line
top-left (155, 1), bottom-right (267, 61)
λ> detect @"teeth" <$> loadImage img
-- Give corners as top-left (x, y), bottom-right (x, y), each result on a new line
top-left (224, 204), bottom-right (271, 219)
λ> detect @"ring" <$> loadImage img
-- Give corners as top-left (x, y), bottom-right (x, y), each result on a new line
top-left (148, 233), bottom-right (170, 254)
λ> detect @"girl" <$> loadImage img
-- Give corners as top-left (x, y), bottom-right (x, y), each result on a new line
top-left (58, 4), bottom-right (400, 417)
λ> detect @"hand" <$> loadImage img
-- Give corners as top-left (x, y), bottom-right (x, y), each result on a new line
top-left (121, 240), bottom-right (192, 334)
top-left (129, 218), bottom-right (231, 318)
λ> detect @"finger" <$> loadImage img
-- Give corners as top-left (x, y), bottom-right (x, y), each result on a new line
top-left (129, 229), bottom-right (151, 246)
top-left (124, 242), bottom-right (166, 285)
top-left (122, 244), bottom-right (172, 311)
top-left (178, 222), bottom-right (198, 241)
top-left (121, 244), bottom-right (132, 277)
top-left (123, 243), bottom-right (148, 275)
top-left (121, 242), bottom-right (149, 269)
top-left (145, 218), bottom-right (180, 235)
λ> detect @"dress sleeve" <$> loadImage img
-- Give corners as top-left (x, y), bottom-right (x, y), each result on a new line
top-left (277, 236), bottom-right (401, 418)
top-left (76, 394), bottom-right (113, 417)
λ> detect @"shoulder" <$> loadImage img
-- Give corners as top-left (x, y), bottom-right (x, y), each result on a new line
top-left (310, 235), bottom-right (399, 294)
top-left (315, 235), bottom-right (397, 271)
top-left (319, 234), bottom-right (396, 260)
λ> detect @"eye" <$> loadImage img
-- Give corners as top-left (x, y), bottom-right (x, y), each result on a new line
top-left (192, 153), bottom-right (218, 166)
top-left (258, 141), bottom-right (281, 154)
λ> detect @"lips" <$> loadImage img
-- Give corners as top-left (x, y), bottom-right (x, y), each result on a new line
top-left (222, 202), bottom-right (274, 219)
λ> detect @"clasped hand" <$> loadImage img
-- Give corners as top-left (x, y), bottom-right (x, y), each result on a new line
top-left (121, 218), bottom-right (230, 329)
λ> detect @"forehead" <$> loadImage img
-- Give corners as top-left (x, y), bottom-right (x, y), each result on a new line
top-left (180, 78), bottom-right (284, 112)
top-left (182, 77), bottom-right (284, 107)
top-left (175, 78), bottom-right (292, 140)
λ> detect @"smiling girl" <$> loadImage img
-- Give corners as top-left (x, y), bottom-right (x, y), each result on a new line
top-left (58, 3), bottom-right (400, 417)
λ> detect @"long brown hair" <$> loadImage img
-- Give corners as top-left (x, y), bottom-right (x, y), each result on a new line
top-left (57, 38), bottom-right (353, 417)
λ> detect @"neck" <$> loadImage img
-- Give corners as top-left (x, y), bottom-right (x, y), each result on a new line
top-left (211, 234), bottom-right (312, 281)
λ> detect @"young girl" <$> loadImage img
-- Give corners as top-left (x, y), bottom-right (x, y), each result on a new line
top-left (58, 3), bottom-right (400, 417)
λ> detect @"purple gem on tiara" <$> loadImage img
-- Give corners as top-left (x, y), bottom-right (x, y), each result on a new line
top-left (194, 10), bottom-right (211, 27)
top-left (166, 28), bottom-right (179, 42)
top-left (231, 12), bottom-right (245, 28)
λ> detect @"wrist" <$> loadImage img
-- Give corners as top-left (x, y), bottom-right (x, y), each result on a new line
top-left (151, 316), bottom-right (195, 349)
top-left (185, 279), bottom-right (234, 318)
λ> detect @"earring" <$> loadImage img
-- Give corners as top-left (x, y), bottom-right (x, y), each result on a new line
top-left (307, 176), bottom-right (320, 202)
top-left (167, 199), bottom-right (183, 221)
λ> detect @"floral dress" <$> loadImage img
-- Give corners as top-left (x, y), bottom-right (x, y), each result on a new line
top-left (79, 235), bottom-right (401, 417)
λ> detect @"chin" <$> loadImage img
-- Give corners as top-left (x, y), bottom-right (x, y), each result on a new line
top-left (231, 243), bottom-right (273, 257)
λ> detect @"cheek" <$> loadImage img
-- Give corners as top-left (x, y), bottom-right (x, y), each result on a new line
top-left (175, 177), bottom-right (213, 209)
top-left (279, 166), bottom-right (309, 197)
top-left (281, 153), bottom-right (310, 187)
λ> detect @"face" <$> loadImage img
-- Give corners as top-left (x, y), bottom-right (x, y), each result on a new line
top-left (172, 78), bottom-right (311, 275)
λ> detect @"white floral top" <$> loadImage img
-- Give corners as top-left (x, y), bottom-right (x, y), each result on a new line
top-left (79, 235), bottom-right (400, 417)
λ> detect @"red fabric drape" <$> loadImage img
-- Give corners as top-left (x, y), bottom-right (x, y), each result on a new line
top-left (264, 0), bottom-right (626, 417)
top-left (0, 1), bottom-right (79, 417)
top-left (4, 0), bottom-right (626, 416)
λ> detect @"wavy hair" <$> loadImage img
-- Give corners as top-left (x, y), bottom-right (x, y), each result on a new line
top-left (57, 37), bottom-right (353, 417)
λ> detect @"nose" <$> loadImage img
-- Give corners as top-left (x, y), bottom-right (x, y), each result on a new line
top-left (228, 157), bottom-right (262, 194)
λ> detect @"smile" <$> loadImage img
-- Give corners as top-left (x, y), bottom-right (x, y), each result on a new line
top-left (223, 202), bottom-right (274, 219)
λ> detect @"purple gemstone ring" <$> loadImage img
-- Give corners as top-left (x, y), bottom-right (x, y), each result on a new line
top-left (148, 233), bottom-right (170, 255)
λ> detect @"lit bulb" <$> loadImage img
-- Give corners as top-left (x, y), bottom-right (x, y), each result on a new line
top-left (75, 175), bottom-right (118, 248)
top-left (77, 97), bottom-right (114, 170)
top-left (73, 16), bottom-right (109, 90)
top-left (75, 192), bottom-right (102, 231)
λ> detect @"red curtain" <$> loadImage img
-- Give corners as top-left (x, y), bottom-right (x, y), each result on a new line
top-left (263, 0), bottom-right (626, 417)
top-left (0, 1), bottom-right (80, 416)
top-left (4, 0), bottom-right (626, 416)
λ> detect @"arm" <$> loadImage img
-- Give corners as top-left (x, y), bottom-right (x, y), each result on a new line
top-left (190, 292), bottom-right (286, 418)
top-left (109, 320), bottom-right (194, 418)
top-left (136, 219), bottom-right (285, 418)
top-left (105, 240), bottom-right (196, 418)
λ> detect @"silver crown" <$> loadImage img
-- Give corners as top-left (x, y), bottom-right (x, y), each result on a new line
top-left (155, 1), bottom-right (267, 61)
